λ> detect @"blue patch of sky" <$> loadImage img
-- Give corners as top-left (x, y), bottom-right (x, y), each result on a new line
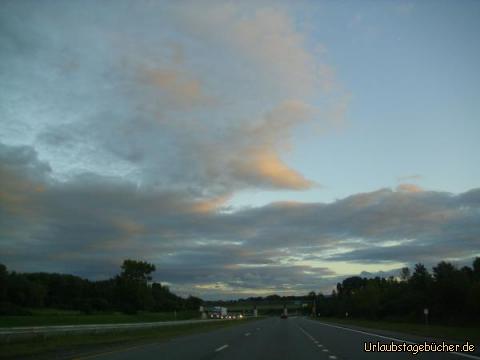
top-left (230, 0), bottom-right (480, 208)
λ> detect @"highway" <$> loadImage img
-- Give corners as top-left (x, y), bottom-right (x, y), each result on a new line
top-left (71, 316), bottom-right (479, 360)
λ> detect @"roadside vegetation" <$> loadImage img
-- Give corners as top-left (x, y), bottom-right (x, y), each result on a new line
top-left (209, 258), bottom-right (480, 327)
top-left (314, 258), bottom-right (480, 326)
top-left (1, 258), bottom-right (478, 330)
top-left (0, 309), bottom-right (198, 328)
top-left (0, 260), bottom-right (202, 320)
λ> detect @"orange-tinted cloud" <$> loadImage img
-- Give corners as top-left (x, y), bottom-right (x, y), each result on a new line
top-left (231, 149), bottom-right (313, 190)
top-left (110, 217), bottom-right (145, 236)
top-left (396, 183), bottom-right (423, 193)
top-left (191, 194), bottom-right (232, 214)
top-left (142, 67), bottom-right (211, 107)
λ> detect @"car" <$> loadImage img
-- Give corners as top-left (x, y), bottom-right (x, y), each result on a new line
top-left (280, 314), bottom-right (288, 319)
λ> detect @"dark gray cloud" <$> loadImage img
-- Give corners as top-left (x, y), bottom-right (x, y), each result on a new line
top-left (1, 142), bottom-right (479, 298)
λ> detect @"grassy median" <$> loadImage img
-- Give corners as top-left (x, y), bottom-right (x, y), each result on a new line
top-left (0, 309), bottom-right (198, 328)
top-left (314, 317), bottom-right (480, 343)
top-left (0, 319), bottom-right (257, 359)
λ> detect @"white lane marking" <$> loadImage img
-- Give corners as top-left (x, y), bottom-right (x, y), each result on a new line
top-left (245, 332), bottom-right (251, 336)
top-left (300, 324), bottom-right (338, 359)
top-left (312, 321), bottom-right (480, 360)
top-left (215, 344), bottom-right (229, 352)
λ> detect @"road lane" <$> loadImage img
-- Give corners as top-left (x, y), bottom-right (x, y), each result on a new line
top-left (299, 317), bottom-right (480, 360)
top-left (74, 317), bottom-right (479, 360)
top-left (74, 317), bottom-right (326, 360)
top-left (212, 317), bottom-right (322, 360)
top-left (73, 318), bottom-right (272, 360)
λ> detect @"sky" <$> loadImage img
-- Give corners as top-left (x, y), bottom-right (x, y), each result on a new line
top-left (1, 0), bottom-right (479, 299)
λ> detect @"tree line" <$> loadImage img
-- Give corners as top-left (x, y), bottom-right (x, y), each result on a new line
top-left (314, 258), bottom-right (480, 324)
top-left (0, 260), bottom-right (202, 315)
top-left (208, 258), bottom-right (480, 324)
top-left (2, 258), bottom-right (479, 324)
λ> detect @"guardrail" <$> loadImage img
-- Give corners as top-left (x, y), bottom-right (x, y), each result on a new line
top-left (0, 318), bottom-right (227, 343)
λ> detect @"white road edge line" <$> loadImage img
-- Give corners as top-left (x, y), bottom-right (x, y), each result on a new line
top-left (313, 321), bottom-right (480, 360)
top-left (215, 344), bottom-right (229, 352)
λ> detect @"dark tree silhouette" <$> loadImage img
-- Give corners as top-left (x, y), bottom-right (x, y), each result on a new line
top-left (1, 258), bottom-right (479, 323)
top-left (0, 260), bottom-right (202, 315)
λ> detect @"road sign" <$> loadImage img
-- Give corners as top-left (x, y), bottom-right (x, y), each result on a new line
top-left (424, 308), bottom-right (429, 326)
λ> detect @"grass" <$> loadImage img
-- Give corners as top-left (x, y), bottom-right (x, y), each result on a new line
top-left (0, 318), bottom-right (256, 359)
top-left (0, 310), bottom-right (198, 328)
top-left (315, 317), bottom-right (480, 343)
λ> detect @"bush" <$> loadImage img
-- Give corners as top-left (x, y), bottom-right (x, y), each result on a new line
top-left (0, 302), bottom-right (32, 316)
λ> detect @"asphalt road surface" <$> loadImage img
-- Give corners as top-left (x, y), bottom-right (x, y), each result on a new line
top-left (73, 317), bottom-right (479, 360)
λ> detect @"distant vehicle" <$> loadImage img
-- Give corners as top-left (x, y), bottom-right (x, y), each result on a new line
top-left (231, 313), bottom-right (244, 320)
top-left (208, 306), bottom-right (228, 319)
top-left (280, 314), bottom-right (288, 319)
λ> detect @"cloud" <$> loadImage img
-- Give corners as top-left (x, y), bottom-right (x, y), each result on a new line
top-left (169, 3), bottom-right (326, 98)
top-left (230, 149), bottom-right (313, 190)
top-left (141, 66), bottom-right (212, 108)
top-left (1, 2), bottom-right (476, 299)
top-left (190, 194), bottom-right (232, 214)
top-left (0, 1), bottom-right (346, 198)
top-left (396, 183), bottom-right (423, 193)
top-left (1, 142), bottom-right (479, 298)
top-left (0, 143), bottom-right (51, 218)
